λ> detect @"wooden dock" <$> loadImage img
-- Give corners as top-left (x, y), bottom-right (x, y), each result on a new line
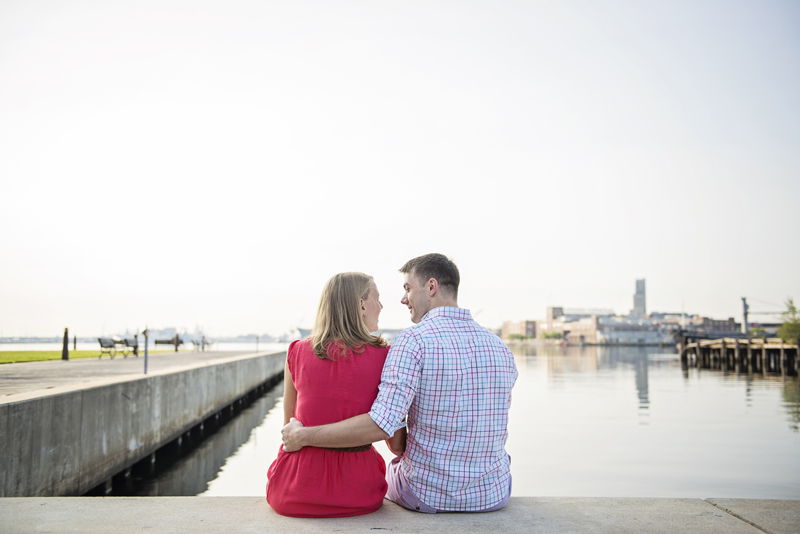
top-left (679, 337), bottom-right (799, 376)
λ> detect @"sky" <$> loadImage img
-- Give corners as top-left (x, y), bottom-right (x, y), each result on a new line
top-left (1, 0), bottom-right (798, 338)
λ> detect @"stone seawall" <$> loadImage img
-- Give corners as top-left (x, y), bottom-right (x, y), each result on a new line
top-left (2, 497), bottom-right (799, 534)
top-left (0, 351), bottom-right (286, 497)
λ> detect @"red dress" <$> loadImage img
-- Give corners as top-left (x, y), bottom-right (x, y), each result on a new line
top-left (266, 339), bottom-right (389, 517)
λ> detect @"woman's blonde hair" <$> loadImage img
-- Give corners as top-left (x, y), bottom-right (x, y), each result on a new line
top-left (311, 272), bottom-right (387, 360)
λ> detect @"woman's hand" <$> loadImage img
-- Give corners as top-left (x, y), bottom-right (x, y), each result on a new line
top-left (281, 417), bottom-right (306, 452)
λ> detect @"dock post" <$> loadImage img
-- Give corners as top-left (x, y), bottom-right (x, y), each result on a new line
top-left (796, 338), bottom-right (800, 375)
top-left (764, 344), bottom-right (770, 374)
top-left (62, 328), bottom-right (69, 361)
top-left (679, 336), bottom-right (688, 370)
top-left (720, 339), bottom-right (726, 372)
top-left (780, 343), bottom-right (786, 377)
top-left (746, 340), bottom-right (752, 374)
top-left (734, 339), bottom-right (740, 373)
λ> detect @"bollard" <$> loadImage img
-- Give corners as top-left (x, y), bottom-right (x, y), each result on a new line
top-left (73, 334), bottom-right (76, 351)
top-left (62, 328), bottom-right (69, 360)
top-left (143, 326), bottom-right (149, 375)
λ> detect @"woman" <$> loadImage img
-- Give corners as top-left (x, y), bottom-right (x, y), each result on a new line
top-left (266, 272), bottom-right (405, 517)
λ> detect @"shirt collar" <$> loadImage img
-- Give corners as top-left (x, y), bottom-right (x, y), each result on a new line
top-left (421, 306), bottom-right (473, 323)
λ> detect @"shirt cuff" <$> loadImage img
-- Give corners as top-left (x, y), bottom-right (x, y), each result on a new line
top-left (369, 403), bottom-right (405, 436)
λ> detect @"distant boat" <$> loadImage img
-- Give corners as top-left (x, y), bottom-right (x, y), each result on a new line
top-left (297, 328), bottom-right (312, 339)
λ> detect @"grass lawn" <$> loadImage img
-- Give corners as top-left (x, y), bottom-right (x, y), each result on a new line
top-left (0, 350), bottom-right (176, 364)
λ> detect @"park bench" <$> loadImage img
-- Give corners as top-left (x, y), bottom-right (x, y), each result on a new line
top-left (98, 338), bottom-right (138, 359)
top-left (123, 338), bottom-right (139, 357)
top-left (154, 335), bottom-right (183, 352)
top-left (98, 338), bottom-right (117, 358)
top-left (97, 337), bottom-right (138, 359)
top-left (191, 337), bottom-right (212, 352)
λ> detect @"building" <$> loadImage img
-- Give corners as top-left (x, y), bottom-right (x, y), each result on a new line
top-left (596, 316), bottom-right (672, 345)
top-left (503, 278), bottom-right (740, 346)
top-left (537, 309), bottom-right (601, 344)
top-left (502, 320), bottom-right (536, 341)
top-left (535, 305), bottom-right (673, 346)
top-left (631, 279), bottom-right (646, 317)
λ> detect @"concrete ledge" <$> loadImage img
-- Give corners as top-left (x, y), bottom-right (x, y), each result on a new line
top-left (1, 352), bottom-right (285, 497)
top-left (706, 499), bottom-right (800, 534)
top-left (1, 497), bottom-right (798, 533)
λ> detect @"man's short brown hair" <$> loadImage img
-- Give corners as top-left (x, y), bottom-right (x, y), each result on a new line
top-left (399, 253), bottom-right (460, 298)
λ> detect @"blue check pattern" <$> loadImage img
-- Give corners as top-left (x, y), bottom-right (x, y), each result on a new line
top-left (369, 306), bottom-right (518, 511)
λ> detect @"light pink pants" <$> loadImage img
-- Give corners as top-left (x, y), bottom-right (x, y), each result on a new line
top-left (384, 456), bottom-right (512, 514)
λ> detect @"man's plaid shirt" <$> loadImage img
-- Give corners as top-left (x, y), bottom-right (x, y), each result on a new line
top-left (369, 306), bottom-right (518, 511)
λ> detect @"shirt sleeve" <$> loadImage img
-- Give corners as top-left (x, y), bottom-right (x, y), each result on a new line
top-left (369, 330), bottom-right (422, 436)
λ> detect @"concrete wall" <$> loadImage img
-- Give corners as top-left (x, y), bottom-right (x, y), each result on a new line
top-left (3, 497), bottom-right (800, 534)
top-left (0, 352), bottom-right (285, 497)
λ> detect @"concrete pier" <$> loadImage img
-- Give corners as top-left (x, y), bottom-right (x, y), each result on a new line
top-left (0, 351), bottom-right (286, 497)
top-left (1, 497), bottom-right (798, 533)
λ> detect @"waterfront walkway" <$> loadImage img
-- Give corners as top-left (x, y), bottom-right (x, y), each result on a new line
top-left (0, 350), bottom-right (272, 397)
top-left (1, 497), bottom-right (798, 533)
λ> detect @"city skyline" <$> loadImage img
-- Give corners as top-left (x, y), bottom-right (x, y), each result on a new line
top-left (1, 1), bottom-right (798, 337)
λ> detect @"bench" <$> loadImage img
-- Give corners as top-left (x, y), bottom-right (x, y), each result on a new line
top-left (123, 338), bottom-right (139, 357)
top-left (98, 338), bottom-right (117, 358)
top-left (98, 338), bottom-right (139, 359)
top-left (154, 335), bottom-right (183, 352)
top-left (191, 337), bottom-right (212, 352)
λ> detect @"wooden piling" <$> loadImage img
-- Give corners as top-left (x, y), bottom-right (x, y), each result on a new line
top-left (680, 338), bottom-right (797, 377)
top-left (780, 344), bottom-right (786, 377)
top-left (746, 341), bottom-right (752, 374)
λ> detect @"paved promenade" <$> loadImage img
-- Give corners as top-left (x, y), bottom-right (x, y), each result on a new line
top-left (1, 497), bottom-right (798, 533)
top-left (0, 350), bottom-right (269, 397)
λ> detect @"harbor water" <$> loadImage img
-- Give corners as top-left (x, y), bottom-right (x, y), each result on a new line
top-left (107, 344), bottom-right (800, 499)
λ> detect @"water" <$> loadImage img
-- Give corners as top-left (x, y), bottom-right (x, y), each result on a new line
top-left (131, 345), bottom-right (800, 499)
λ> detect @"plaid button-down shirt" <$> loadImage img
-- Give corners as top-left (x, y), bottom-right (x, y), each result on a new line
top-left (369, 306), bottom-right (518, 511)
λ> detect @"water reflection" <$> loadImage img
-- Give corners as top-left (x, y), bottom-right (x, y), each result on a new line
top-left (511, 343), bottom-right (800, 432)
top-left (783, 385), bottom-right (800, 432)
top-left (513, 344), bottom-right (674, 414)
top-left (131, 383), bottom-right (283, 496)
top-left (134, 344), bottom-right (800, 499)
top-left (506, 343), bottom-right (800, 498)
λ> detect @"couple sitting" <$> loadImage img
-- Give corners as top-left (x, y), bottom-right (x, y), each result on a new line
top-left (266, 253), bottom-right (518, 517)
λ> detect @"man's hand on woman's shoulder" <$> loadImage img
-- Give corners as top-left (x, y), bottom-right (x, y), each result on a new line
top-left (281, 417), bottom-right (306, 452)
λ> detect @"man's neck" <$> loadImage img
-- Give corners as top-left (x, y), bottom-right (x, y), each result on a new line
top-left (430, 299), bottom-right (458, 310)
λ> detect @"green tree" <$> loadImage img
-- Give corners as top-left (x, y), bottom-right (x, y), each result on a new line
top-left (507, 333), bottom-right (526, 341)
top-left (750, 327), bottom-right (767, 338)
top-left (777, 298), bottom-right (800, 344)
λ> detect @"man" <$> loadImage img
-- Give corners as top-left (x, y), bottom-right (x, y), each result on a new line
top-left (281, 253), bottom-right (518, 513)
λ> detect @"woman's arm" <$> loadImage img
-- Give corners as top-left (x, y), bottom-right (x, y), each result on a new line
top-left (385, 425), bottom-right (406, 456)
top-left (282, 359), bottom-right (297, 426)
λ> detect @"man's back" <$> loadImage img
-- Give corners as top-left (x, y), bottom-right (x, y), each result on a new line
top-left (370, 306), bottom-right (518, 511)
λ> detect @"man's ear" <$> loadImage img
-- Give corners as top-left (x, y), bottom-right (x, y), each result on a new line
top-left (428, 278), bottom-right (439, 297)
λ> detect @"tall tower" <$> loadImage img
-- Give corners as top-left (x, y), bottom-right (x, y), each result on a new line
top-left (632, 279), bottom-right (646, 317)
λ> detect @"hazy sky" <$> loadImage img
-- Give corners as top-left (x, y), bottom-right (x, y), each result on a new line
top-left (1, 0), bottom-right (798, 338)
